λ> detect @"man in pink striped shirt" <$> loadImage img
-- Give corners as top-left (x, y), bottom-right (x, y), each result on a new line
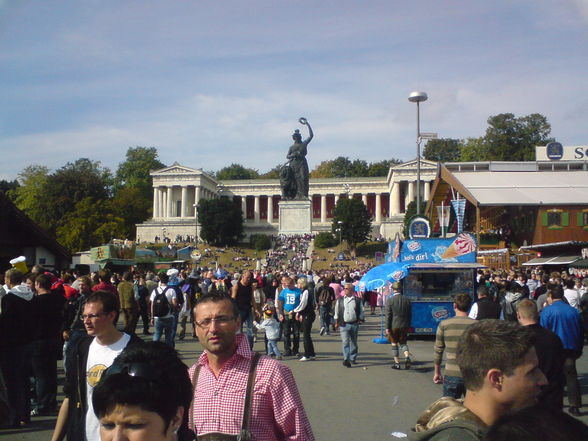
top-left (188, 293), bottom-right (314, 440)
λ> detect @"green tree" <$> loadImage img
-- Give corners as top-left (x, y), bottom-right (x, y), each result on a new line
top-left (366, 159), bottom-right (402, 176)
top-left (216, 163), bottom-right (259, 180)
top-left (197, 198), bottom-right (244, 245)
top-left (460, 137), bottom-right (489, 162)
top-left (332, 198), bottom-right (372, 256)
top-left (249, 234), bottom-right (272, 251)
top-left (484, 113), bottom-right (553, 161)
top-left (423, 138), bottom-right (463, 162)
top-left (42, 158), bottom-right (112, 234)
top-left (11, 165), bottom-right (50, 227)
top-left (314, 232), bottom-right (337, 248)
top-left (259, 165), bottom-right (282, 179)
top-left (0, 179), bottom-right (19, 195)
top-left (115, 146), bottom-right (165, 199)
top-left (111, 187), bottom-right (152, 239)
top-left (310, 157), bottom-right (354, 178)
top-left (461, 113), bottom-right (554, 162)
top-left (56, 197), bottom-right (126, 252)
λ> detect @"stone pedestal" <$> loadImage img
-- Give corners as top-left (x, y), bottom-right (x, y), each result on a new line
top-left (278, 200), bottom-right (312, 235)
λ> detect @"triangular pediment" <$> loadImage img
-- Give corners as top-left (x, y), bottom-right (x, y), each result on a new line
top-left (392, 159), bottom-right (438, 170)
top-left (152, 162), bottom-right (203, 175)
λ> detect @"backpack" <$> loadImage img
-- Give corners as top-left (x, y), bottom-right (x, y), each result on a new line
top-left (152, 287), bottom-right (171, 317)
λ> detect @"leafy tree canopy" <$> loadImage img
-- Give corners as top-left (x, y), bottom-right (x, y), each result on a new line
top-left (42, 158), bottom-right (112, 234)
top-left (464, 113), bottom-right (554, 161)
top-left (310, 157), bottom-right (402, 178)
top-left (10, 165), bottom-right (50, 228)
top-left (111, 186), bottom-right (152, 239)
top-left (259, 165), bottom-right (282, 179)
top-left (0, 179), bottom-right (19, 195)
top-left (423, 138), bottom-right (463, 162)
top-left (115, 146), bottom-right (165, 198)
top-left (56, 197), bottom-right (125, 252)
top-left (332, 198), bottom-right (372, 254)
top-left (216, 163), bottom-right (259, 180)
top-left (197, 197), bottom-right (244, 245)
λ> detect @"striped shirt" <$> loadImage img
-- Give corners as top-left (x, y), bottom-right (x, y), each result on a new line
top-left (434, 316), bottom-right (475, 378)
top-left (188, 334), bottom-right (315, 440)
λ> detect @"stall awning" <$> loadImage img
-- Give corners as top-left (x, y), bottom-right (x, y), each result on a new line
top-left (409, 263), bottom-right (486, 270)
top-left (522, 255), bottom-right (581, 266)
top-left (570, 258), bottom-right (588, 268)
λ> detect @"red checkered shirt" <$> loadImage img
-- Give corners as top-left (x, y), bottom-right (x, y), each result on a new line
top-left (188, 334), bottom-right (315, 441)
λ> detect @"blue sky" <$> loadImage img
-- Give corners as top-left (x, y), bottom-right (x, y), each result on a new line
top-left (1, 0), bottom-right (587, 180)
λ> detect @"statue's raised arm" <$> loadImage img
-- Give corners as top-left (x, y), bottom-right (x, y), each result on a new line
top-left (299, 117), bottom-right (313, 144)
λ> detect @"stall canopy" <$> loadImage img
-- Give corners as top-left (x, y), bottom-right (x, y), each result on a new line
top-left (523, 255), bottom-right (581, 266)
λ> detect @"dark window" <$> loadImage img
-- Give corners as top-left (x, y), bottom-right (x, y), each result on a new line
top-left (547, 211), bottom-right (561, 227)
top-left (583, 212), bottom-right (588, 226)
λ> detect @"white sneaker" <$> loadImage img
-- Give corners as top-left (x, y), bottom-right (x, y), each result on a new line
top-left (319, 327), bottom-right (326, 336)
top-left (299, 356), bottom-right (311, 361)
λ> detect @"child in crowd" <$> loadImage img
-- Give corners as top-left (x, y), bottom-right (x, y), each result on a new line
top-left (253, 304), bottom-right (282, 360)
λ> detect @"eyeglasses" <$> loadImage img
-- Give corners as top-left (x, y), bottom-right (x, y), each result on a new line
top-left (82, 312), bottom-right (107, 320)
top-left (195, 315), bottom-right (235, 329)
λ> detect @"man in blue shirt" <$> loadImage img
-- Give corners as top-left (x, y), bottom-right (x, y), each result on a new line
top-left (277, 276), bottom-right (301, 356)
top-left (540, 285), bottom-right (583, 416)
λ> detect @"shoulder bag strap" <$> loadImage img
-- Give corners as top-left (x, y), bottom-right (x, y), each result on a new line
top-left (238, 352), bottom-right (261, 441)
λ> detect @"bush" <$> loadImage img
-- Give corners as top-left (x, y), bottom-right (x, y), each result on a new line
top-left (314, 232), bottom-right (337, 248)
top-left (249, 234), bottom-right (272, 251)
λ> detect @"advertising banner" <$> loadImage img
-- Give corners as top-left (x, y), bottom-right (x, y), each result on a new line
top-left (400, 233), bottom-right (477, 264)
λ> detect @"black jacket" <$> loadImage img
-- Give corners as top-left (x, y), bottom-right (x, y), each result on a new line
top-left (63, 333), bottom-right (143, 441)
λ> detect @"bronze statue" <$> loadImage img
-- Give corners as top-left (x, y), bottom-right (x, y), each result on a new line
top-left (280, 117), bottom-right (313, 200)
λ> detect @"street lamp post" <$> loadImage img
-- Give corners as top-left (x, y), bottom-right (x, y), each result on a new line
top-left (337, 220), bottom-right (343, 246)
top-left (408, 91), bottom-right (428, 215)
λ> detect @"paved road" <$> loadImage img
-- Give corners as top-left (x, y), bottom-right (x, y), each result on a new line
top-left (2, 313), bottom-right (588, 440)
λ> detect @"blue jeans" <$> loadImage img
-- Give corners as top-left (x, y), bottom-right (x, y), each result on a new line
top-left (443, 375), bottom-right (465, 399)
top-left (339, 323), bottom-right (359, 362)
top-left (267, 339), bottom-right (281, 357)
top-left (153, 316), bottom-right (174, 347)
top-left (319, 305), bottom-right (332, 333)
top-left (239, 309), bottom-right (254, 349)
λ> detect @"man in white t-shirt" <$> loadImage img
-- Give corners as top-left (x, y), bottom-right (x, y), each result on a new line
top-left (51, 290), bottom-right (142, 441)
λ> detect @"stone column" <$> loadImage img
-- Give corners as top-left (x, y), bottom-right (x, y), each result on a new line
top-left (406, 181), bottom-right (415, 210)
top-left (152, 188), bottom-right (158, 218)
top-left (375, 193), bottom-right (382, 223)
top-left (424, 180), bottom-right (431, 202)
top-left (268, 196), bottom-right (273, 223)
top-left (390, 182), bottom-right (400, 216)
top-left (241, 197), bottom-right (247, 218)
top-left (362, 194), bottom-right (368, 206)
top-left (335, 194), bottom-right (339, 205)
top-left (181, 186), bottom-right (188, 218)
top-left (194, 187), bottom-right (201, 217)
top-left (254, 196), bottom-right (260, 223)
top-left (321, 194), bottom-right (327, 223)
top-left (166, 187), bottom-right (173, 218)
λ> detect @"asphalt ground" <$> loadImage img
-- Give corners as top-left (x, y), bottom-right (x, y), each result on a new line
top-left (2, 313), bottom-right (588, 441)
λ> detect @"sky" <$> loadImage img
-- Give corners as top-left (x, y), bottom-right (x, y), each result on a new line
top-left (1, 0), bottom-right (587, 181)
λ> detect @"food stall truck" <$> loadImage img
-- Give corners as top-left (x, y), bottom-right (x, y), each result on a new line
top-left (362, 233), bottom-right (482, 335)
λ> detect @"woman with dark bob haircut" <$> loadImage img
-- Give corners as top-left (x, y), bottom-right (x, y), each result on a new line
top-left (92, 342), bottom-right (194, 441)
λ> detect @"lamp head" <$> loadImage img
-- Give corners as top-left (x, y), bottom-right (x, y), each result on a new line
top-left (408, 91), bottom-right (428, 103)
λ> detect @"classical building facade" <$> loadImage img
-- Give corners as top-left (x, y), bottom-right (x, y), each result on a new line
top-left (136, 159), bottom-right (438, 242)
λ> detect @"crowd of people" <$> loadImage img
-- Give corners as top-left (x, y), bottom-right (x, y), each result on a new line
top-left (1, 250), bottom-right (588, 439)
